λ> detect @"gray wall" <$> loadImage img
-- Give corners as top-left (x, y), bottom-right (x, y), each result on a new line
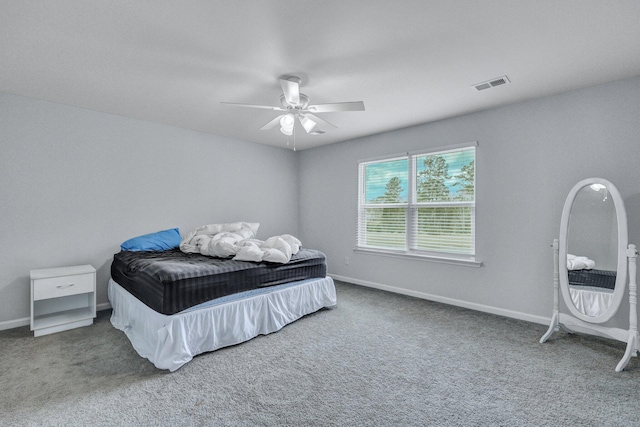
top-left (2, 76), bottom-right (640, 329)
top-left (0, 92), bottom-right (298, 326)
top-left (298, 76), bottom-right (640, 324)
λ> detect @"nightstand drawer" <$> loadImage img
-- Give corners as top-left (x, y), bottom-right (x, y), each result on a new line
top-left (33, 273), bottom-right (94, 300)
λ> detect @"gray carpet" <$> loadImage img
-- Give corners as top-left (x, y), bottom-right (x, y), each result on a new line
top-left (1, 281), bottom-right (640, 427)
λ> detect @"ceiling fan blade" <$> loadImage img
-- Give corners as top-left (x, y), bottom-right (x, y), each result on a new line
top-left (305, 101), bottom-right (365, 113)
top-left (280, 77), bottom-right (300, 106)
top-left (220, 102), bottom-right (285, 112)
top-left (303, 113), bottom-right (337, 131)
top-left (259, 114), bottom-right (286, 130)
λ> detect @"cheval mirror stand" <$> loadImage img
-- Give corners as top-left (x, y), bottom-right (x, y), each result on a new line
top-left (540, 178), bottom-right (640, 372)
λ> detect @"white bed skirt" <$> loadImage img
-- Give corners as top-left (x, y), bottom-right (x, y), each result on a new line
top-left (109, 277), bottom-right (337, 371)
top-left (569, 286), bottom-right (614, 318)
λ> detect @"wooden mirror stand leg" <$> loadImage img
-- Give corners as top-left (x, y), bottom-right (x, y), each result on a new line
top-left (615, 244), bottom-right (640, 372)
top-left (540, 239), bottom-right (574, 343)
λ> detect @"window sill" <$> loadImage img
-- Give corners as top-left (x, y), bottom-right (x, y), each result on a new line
top-left (353, 247), bottom-right (483, 267)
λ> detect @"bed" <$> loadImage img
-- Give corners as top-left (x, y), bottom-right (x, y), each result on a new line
top-left (109, 226), bottom-right (336, 371)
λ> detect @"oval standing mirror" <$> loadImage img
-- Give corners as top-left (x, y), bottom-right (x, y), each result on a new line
top-left (559, 178), bottom-right (628, 323)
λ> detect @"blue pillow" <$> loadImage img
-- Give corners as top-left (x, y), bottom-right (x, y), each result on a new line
top-left (120, 228), bottom-right (181, 251)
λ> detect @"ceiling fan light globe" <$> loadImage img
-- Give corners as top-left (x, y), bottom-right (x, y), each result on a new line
top-left (299, 116), bottom-right (317, 133)
top-left (280, 114), bottom-right (295, 129)
top-left (280, 126), bottom-right (293, 136)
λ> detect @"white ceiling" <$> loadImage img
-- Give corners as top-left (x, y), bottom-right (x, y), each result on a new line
top-left (2, 1), bottom-right (640, 151)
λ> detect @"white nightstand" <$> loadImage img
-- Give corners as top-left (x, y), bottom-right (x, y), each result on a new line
top-left (30, 264), bottom-right (96, 337)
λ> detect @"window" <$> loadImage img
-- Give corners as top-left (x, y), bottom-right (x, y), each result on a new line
top-left (357, 143), bottom-right (476, 262)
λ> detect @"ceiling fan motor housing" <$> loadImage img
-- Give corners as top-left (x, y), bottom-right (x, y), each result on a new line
top-left (280, 93), bottom-right (309, 109)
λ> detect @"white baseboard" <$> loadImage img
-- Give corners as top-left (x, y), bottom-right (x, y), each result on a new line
top-left (330, 274), bottom-right (550, 326)
top-left (97, 302), bottom-right (112, 312)
top-left (0, 317), bottom-right (30, 331)
top-left (3, 280), bottom-right (547, 332)
top-left (0, 302), bottom-right (113, 332)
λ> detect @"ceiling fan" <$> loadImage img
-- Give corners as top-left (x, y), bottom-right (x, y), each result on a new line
top-left (221, 76), bottom-right (365, 136)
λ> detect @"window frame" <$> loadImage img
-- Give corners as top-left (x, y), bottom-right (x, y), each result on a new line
top-left (356, 142), bottom-right (481, 267)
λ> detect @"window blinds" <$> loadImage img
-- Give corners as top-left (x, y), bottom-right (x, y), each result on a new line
top-left (357, 146), bottom-right (475, 258)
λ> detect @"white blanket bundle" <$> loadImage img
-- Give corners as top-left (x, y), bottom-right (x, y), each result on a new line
top-left (180, 222), bottom-right (301, 264)
top-left (567, 254), bottom-right (596, 271)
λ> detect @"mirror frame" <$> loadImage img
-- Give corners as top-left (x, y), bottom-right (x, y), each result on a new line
top-left (559, 178), bottom-right (628, 323)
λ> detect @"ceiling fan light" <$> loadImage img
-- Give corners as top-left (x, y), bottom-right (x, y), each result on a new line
top-left (280, 126), bottom-right (293, 136)
top-left (299, 116), bottom-right (317, 133)
top-left (279, 114), bottom-right (294, 130)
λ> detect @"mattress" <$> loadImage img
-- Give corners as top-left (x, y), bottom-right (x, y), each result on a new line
top-left (110, 248), bottom-right (327, 315)
top-left (568, 268), bottom-right (616, 290)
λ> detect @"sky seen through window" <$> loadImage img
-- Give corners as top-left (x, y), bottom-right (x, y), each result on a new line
top-left (364, 150), bottom-right (474, 203)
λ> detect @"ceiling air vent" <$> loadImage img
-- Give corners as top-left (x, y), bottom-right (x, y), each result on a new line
top-left (473, 75), bottom-right (510, 91)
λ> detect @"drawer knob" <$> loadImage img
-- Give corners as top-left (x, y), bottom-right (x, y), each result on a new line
top-left (56, 284), bottom-right (75, 289)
